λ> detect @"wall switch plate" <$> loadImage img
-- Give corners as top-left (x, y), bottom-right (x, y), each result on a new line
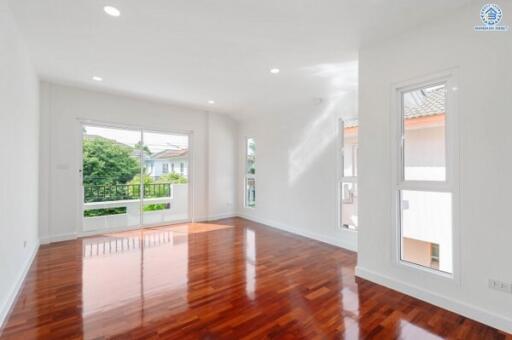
top-left (488, 279), bottom-right (512, 294)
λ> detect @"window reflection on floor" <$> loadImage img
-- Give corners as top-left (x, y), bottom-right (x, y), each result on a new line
top-left (245, 229), bottom-right (256, 300)
top-left (399, 320), bottom-right (443, 339)
top-left (82, 229), bottom-right (188, 319)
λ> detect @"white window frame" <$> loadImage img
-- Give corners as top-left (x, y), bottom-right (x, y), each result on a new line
top-left (244, 137), bottom-right (256, 209)
top-left (162, 163), bottom-right (169, 174)
top-left (338, 118), bottom-right (358, 231)
top-left (390, 70), bottom-right (460, 281)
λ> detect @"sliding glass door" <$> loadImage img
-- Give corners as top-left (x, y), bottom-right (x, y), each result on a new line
top-left (81, 124), bottom-right (189, 233)
top-left (141, 130), bottom-right (189, 225)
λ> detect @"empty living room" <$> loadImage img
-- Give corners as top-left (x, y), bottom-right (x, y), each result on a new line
top-left (1, 0), bottom-right (511, 339)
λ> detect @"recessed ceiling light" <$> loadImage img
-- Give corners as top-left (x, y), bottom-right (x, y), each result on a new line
top-left (104, 6), bottom-right (121, 17)
top-left (208, 100), bottom-right (215, 104)
top-left (92, 76), bottom-right (103, 82)
top-left (270, 68), bottom-right (280, 74)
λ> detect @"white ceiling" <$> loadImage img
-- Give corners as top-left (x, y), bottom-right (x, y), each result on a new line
top-left (9, 0), bottom-right (471, 119)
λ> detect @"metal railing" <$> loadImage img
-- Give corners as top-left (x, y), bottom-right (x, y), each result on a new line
top-left (84, 183), bottom-right (171, 203)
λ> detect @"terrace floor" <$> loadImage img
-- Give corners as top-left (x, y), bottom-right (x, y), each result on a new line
top-left (0, 217), bottom-right (509, 339)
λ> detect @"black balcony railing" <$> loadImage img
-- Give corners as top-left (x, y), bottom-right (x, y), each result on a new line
top-left (84, 183), bottom-right (171, 203)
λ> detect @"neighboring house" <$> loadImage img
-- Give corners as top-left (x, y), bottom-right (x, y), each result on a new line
top-left (344, 85), bottom-right (449, 271)
top-left (145, 148), bottom-right (189, 179)
top-left (400, 85), bottom-right (448, 272)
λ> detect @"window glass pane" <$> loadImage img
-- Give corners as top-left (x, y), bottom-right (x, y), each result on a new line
top-left (246, 178), bottom-right (256, 208)
top-left (82, 125), bottom-right (142, 232)
top-left (247, 138), bottom-right (255, 175)
top-left (343, 123), bottom-right (358, 177)
top-left (402, 84), bottom-right (446, 181)
top-left (341, 182), bottom-right (358, 230)
top-left (400, 190), bottom-right (452, 273)
top-left (143, 131), bottom-right (189, 224)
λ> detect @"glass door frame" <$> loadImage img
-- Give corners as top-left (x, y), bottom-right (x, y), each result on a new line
top-left (77, 119), bottom-right (194, 234)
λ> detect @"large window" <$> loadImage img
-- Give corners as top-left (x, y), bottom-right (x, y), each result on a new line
top-left (394, 78), bottom-right (457, 275)
top-left (339, 119), bottom-right (358, 230)
top-left (245, 137), bottom-right (256, 208)
top-left (81, 124), bottom-right (190, 232)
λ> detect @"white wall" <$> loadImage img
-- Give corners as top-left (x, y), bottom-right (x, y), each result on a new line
top-left (39, 82), bottom-right (237, 243)
top-left (207, 112), bottom-right (238, 219)
top-left (0, 0), bottom-right (40, 327)
top-left (357, 1), bottom-right (512, 333)
top-left (236, 93), bottom-right (358, 251)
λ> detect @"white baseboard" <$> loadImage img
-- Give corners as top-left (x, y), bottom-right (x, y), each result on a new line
top-left (192, 213), bottom-right (236, 223)
top-left (0, 240), bottom-right (40, 330)
top-left (237, 213), bottom-right (357, 252)
top-left (79, 219), bottom-right (194, 237)
top-left (39, 213), bottom-right (356, 254)
top-left (206, 213), bottom-right (237, 221)
top-left (355, 266), bottom-right (512, 334)
top-left (41, 215), bottom-right (237, 244)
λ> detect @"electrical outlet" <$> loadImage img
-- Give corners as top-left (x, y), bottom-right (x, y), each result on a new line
top-left (488, 279), bottom-right (512, 294)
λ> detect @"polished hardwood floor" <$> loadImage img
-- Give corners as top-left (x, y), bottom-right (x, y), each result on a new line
top-left (1, 217), bottom-right (509, 339)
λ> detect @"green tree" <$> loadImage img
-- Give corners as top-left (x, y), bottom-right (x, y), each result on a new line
top-left (134, 141), bottom-right (151, 155)
top-left (83, 138), bottom-right (139, 185)
top-left (128, 174), bottom-right (154, 186)
top-left (157, 172), bottom-right (188, 184)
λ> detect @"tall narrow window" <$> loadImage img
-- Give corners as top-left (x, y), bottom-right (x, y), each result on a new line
top-left (245, 138), bottom-right (256, 208)
top-left (395, 79), bottom-right (456, 275)
top-left (339, 119), bottom-right (358, 230)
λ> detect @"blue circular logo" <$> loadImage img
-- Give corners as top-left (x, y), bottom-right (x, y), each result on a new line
top-left (480, 4), bottom-right (503, 26)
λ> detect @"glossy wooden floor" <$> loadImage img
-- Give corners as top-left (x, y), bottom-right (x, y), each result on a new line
top-left (1, 218), bottom-right (509, 339)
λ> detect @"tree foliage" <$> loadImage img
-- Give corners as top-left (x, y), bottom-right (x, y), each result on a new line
top-left (128, 174), bottom-right (154, 186)
top-left (83, 138), bottom-right (139, 185)
top-left (134, 141), bottom-right (152, 155)
top-left (157, 172), bottom-right (188, 184)
top-left (128, 172), bottom-right (188, 185)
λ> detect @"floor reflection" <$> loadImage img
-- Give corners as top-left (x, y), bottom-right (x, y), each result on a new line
top-left (1, 218), bottom-right (507, 339)
top-left (82, 230), bottom-right (188, 313)
top-left (83, 230), bottom-right (174, 257)
top-left (245, 229), bottom-right (256, 300)
top-left (399, 320), bottom-right (443, 339)
top-left (81, 223), bottom-right (234, 338)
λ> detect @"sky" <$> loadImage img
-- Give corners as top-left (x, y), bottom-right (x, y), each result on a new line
top-left (84, 125), bottom-right (189, 154)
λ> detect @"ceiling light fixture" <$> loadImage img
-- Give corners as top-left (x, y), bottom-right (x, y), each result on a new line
top-left (270, 68), bottom-right (280, 74)
top-left (92, 76), bottom-right (103, 82)
top-left (104, 6), bottom-right (121, 17)
top-left (208, 100), bottom-right (215, 104)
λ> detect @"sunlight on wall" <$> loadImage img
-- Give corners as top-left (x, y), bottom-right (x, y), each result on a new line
top-left (288, 61), bottom-right (358, 185)
top-left (288, 94), bottom-right (343, 184)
